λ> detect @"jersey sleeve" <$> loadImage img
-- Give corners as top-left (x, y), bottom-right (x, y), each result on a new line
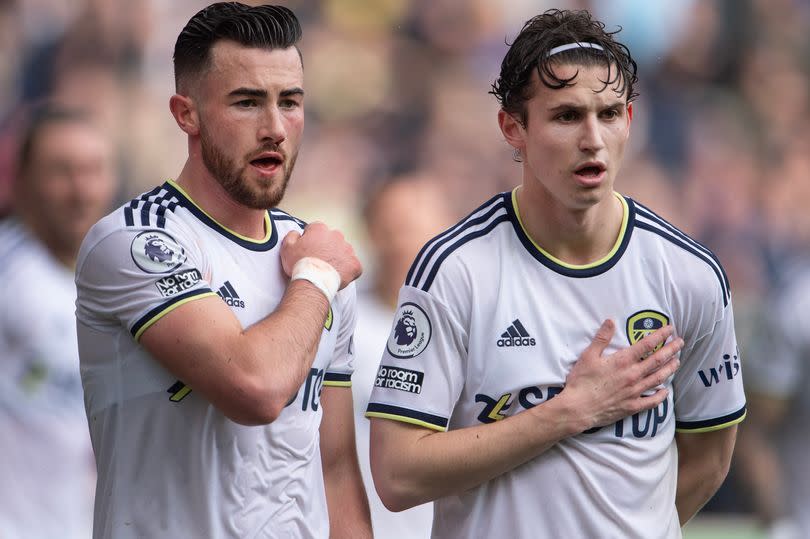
top-left (672, 297), bottom-right (747, 433)
top-left (75, 220), bottom-right (215, 341)
top-left (323, 282), bottom-right (357, 388)
top-left (365, 284), bottom-right (467, 432)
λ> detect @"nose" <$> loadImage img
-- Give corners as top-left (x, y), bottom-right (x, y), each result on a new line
top-left (258, 106), bottom-right (286, 144)
top-left (578, 114), bottom-right (605, 153)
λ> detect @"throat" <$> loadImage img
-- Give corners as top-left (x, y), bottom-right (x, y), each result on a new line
top-left (515, 188), bottom-right (626, 266)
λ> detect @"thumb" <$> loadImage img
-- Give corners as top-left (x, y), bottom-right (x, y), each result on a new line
top-left (282, 230), bottom-right (301, 248)
top-left (583, 319), bottom-right (615, 358)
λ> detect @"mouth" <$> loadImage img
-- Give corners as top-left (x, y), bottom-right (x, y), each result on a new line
top-left (573, 162), bottom-right (607, 186)
top-left (249, 152), bottom-right (284, 172)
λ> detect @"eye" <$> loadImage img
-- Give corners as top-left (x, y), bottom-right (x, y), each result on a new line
top-left (556, 110), bottom-right (579, 122)
top-left (601, 108), bottom-right (621, 120)
top-left (235, 99), bottom-right (257, 108)
top-left (279, 98), bottom-right (301, 110)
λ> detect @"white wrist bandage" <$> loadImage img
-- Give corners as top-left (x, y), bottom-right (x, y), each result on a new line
top-left (291, 257), bottom-right (341, 303)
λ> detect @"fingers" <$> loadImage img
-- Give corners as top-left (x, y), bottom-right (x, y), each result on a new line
top-left (632, 337), bottom-right (682, 397)
top-left (640, 336), bottom-right (684, 377)
top-left (635, 387), bottom-right (670, 411)
top-left (280, 231), bottom-right (301, 276)
top-left (638, 354), bottom-right (680, 392)
top-left (279, 222), bottom-right (361, 288)
top-left (582, 319), bottom-right (615, 358)
top-left (282, 230), bottom-right (301, 246)
top-left (629, 325), bottom-right (675, 360)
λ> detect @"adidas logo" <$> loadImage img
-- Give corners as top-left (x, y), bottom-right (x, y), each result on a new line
top-left (217, 281), bottom-right (245, 308)
top-left (497, 319), bottom-right (536, 347)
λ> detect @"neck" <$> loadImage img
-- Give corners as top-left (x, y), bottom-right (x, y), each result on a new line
top-left (174, 158), bottom-right (267, 240)
top-left (515, 184), bottom-right (624, 266)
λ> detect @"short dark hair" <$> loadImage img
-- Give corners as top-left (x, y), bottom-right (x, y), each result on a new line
top-left (490, 9), bottom-right (638, 126)
top-left (173, 2), bottom-right (302, 92)
top-left (17, 104), bottom-right (94, 175)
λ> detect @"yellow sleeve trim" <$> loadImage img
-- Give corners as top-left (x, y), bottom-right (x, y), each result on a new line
top-left (322, 381), bottom-right (352, 388)
top-left (134, 291), bottom-right (218, 341)
top-left (365, 411), bottom-right (447, 432)
top-left (675, 410), bottom-right (747, 434)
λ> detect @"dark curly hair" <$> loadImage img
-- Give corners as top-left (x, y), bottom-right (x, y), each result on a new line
top-left (490, 9), bottom-right (638, 126)
top-left (173, 2), bottom-right (302, 92)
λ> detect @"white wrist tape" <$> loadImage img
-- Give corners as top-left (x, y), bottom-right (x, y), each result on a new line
top-left (291, 257), bottom-right (341, 303)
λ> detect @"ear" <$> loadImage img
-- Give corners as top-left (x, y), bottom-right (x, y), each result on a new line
top-left (498, 109), bottom-right (526, 157)
top-left (169, 93), bottom-right (200, 136)
top-left (624, 102), bottom-right (633, 140)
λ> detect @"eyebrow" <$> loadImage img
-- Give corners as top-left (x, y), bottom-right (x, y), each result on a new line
top-left (547, 100), bottom-right (626, 113)
top-left (227, 87), bottom-right (305, 98)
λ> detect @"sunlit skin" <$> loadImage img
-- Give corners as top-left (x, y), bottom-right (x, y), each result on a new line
top-left (170, 41), bottom-right (305, 239)
top-left (499, 63), bottom-right (633, 265)
top-left (16, 121), bottom-right (115, 268)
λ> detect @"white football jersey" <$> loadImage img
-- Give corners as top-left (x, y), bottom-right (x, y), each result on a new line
top-left (75, 180), bottom-right (356, 539)
top-left (0, 219), bottom-right (95, 539)
top-left (367, 190), bottom-right (746, 539)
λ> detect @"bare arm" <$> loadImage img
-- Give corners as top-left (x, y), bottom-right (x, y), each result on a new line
top-left (370, 321), bottom-right (683, 511)
top-left (140, 223), bottom-right (361, 425)
top-left (319, 386), bottom-right (372, 539)
top-left (675, 425), bottom-right (738, 526)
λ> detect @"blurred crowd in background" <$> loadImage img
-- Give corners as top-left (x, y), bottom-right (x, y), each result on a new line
top-left (1, 0), bottom-right (809, 537)
top-left (3, 0), bottom-right (809, 290)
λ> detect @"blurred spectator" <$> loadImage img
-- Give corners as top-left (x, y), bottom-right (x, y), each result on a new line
top-left (352, 173), bottom-right (456, 537)
top-left (0, 104), bottom-right (116, 538)
top-left (735, 257), bottom-right (810, 539)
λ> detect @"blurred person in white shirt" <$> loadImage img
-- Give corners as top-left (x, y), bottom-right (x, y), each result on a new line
top-left (0, 103), bottom-right (116, 539)
top-left (352, 174), bottom-right (455, 537)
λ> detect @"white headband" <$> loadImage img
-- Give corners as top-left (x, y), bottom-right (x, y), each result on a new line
top-left (547, 42), bottom-right (605, 57)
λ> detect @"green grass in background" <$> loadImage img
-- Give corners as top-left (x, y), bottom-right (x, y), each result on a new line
top-left (683, 516), bottom-right (765, 539)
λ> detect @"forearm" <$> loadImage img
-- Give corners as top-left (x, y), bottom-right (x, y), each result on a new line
top-left (675, 428), bottom-right (737, 525)
top-left (324, 459), bottom-right (372, 539)
top-left (371, 395), bottom-right (587, 511)
top-left (142, 279), bottom-right (330, 425)
top-left (320, 388), bottom-right (372, 538)
top-left (240, 279), bottom-right (330, 408)
top-left (675, 460), bottom-right (723, 525)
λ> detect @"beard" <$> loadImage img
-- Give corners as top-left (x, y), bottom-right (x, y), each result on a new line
top-left (199, 124), bottom-right (297, 209)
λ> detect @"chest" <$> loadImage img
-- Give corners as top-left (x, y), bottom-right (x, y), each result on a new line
top-left (470, 253), bottom-right (671, 376)
top-left (194, 228), bottom-right (339, 373)
top-left (457, 249), bottom-right (677, 439)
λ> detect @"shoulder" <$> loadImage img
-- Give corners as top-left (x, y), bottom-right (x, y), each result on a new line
top-left (77, 186), bottom-right (191, 277)
top-left (404, 192), bottom-right (512, 294)
top-left (0, 219), bottom-right (71, 298)
top-left (269, 207), bottom-right (307, 232)
top-left (0, 218), bottom-right (35, 274)
top-left (630, 197), bottom-right (731, 308)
